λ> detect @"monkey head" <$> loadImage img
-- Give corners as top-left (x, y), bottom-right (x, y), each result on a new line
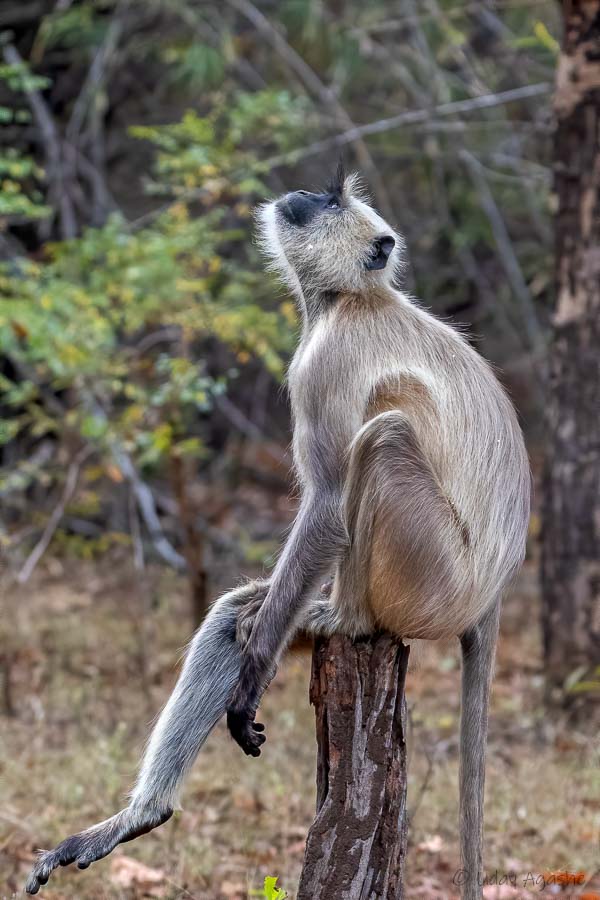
top-left (256, 163), bottom-right (404, 304)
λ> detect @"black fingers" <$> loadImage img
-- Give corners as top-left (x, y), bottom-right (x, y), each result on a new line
top-left (226, 708), bottom-right (266, 757)
top-left (26, 834), bottom-right (84, 894)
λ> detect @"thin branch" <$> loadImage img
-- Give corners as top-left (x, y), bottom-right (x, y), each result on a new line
top-left (264, 82), bottom-right (551, 168)
top-left (111, 447), bottom-right (187, 571)
top-left (430, 156), bottom-right (527, 353)
top-left (215, 394), bottom-right (289, 466)
top-left (348, 0), bottom-right (553, 33)
top-left (134, 325), bottom-right (182, 356)
top-left (459, 149), bottom-right (543, 351)
top-left (153, 490), bottom-right (245, 559)
top-left (66, 15), bottom-right (123, 143)
top-left (353, 33), bottom-right (428, 106)
top-left (128, 82), bottom-right (552, 234)
top-left (75, 149), bottom-right (119, 220)
top-left (128, 484), bottom-right (145, 572)
top-left (16, 446), bottom-right (92, 584)
top-left (227, 0), bottom-right (396, 222)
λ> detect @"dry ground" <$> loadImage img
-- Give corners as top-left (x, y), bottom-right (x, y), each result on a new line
top-left (1, 557), bottom-right (598, 900)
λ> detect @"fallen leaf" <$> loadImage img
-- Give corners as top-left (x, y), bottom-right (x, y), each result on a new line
top-left (110, 855), bottom-right (168, 897)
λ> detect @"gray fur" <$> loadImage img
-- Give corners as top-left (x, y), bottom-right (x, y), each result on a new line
top-left (235, 174), bottom-right (530, 900)
top-left (26, 173), bottom-right (529, 899)
top-left (25, 579), bottom-right (268, 894)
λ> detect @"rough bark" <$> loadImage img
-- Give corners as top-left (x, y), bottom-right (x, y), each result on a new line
top-left (541, 1), bottom-right (600, 701)
top-left (297, 633), bottom-right (409, 900)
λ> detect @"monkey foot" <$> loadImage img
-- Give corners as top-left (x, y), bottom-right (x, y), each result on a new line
top-left (226, 708), bottom-right (266, 757)
top-left (25, 806), bottom-right (172, 894)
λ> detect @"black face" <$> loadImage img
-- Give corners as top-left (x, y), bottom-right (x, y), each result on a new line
top-left (277, 190), bottom-right (341, 227)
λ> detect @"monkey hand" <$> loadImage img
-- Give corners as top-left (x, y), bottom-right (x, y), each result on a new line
top-left (227, 650), bottom-right (277, 757)
top-left (25, 805), bottom-right (172, 894)
top-left (226, 704), bottom-right (266, 757)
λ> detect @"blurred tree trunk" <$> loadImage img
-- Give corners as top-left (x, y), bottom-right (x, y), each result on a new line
top-left (541, 2), bottom-right (600, 702)
top-left (169, 453), bottom-right (208, 625)
top-left (297, 634), bottom-right (409, 900)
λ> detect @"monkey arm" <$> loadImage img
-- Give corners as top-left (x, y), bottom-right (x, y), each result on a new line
top-left (226, 396), bottom-right (364, 755)
top-left (227, 488), bottom-right (348, 755)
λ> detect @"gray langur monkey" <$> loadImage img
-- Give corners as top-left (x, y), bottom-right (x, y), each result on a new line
top-left (26, 164), bottom-right (530, 900)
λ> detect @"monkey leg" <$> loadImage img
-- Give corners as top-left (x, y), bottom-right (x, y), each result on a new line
top-left (459, 600), bottom-right (500, 900)
top-left (25, 579), bottom-right (269, 895)
top-left (323, 410), bottom-right (474, 640)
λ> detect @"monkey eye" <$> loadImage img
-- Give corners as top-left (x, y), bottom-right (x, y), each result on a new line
top-left (326, 197), bottom-right (340, 209)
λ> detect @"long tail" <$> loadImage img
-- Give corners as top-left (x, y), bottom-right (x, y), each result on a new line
top-left (25, 581), bottom-right (266, 894)
top-left (459, 599), bottom-right (501, 900)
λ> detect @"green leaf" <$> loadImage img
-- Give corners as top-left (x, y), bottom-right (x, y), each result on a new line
top-left (263, 876), bottom-right (287, 899)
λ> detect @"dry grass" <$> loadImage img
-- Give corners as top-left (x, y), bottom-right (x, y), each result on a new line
top-left (1, 558), bottom-right (598, 899)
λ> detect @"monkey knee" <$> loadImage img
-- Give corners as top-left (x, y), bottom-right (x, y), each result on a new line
top-left (198, 580), bottom-right (267, 646)
top-left (236, 592), bottom-right (268, 647)
top-left (215, 579), bottom-right (269, 615)
top-left (344, 411), bottom-right (422, 515)
top-left (349, 410), bottom-right (417, 471)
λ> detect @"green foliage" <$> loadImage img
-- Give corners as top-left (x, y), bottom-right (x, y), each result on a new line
top-left (0, 62), bottom-right (51, 93)
top-left (249, 875), bottom-right (287, 899)
top-left (164, 43), bottom-right (226, 90)
top-left (0, 0), bottom-right (558, 565)
top-left (0, 87), bottom-right (304, 543)
top-left (565, 665), bottom-right (600, 695)
top-left (511, 20), bottom-right (560, 59)
top-left (0, 153), bottom-right (50, 222)
top-left (35, 1), bottom-right (109, 53)
top-left (130, 91), bottom-right (311, 196)
top-left (0, 65), bottom-right (51, 225)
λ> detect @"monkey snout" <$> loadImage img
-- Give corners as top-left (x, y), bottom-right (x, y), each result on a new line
top-left (365, 235), bottom-right (396, 271)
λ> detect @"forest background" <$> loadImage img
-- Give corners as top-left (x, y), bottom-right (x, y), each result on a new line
top-left (1, 2), bottom-right (598, 899)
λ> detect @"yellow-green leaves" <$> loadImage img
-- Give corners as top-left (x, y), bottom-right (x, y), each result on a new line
top-left (249, 875), bottom-right (288, 899)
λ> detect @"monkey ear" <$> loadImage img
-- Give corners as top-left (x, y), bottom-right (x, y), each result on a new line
top-left (365, 235), bottom-right (395, 270)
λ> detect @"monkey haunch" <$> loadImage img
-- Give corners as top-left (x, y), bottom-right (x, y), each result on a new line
top-left (26, 166), bottom-right (530, 900)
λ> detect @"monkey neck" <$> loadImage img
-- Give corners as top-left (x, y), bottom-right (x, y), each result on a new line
top-left (295, 282), bottom-right (399, 333)
top-left (298, 286), bottom-right (341, 327)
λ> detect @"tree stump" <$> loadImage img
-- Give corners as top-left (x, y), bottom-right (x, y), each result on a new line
top-left (297, 633), bottom-right (410, 900)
